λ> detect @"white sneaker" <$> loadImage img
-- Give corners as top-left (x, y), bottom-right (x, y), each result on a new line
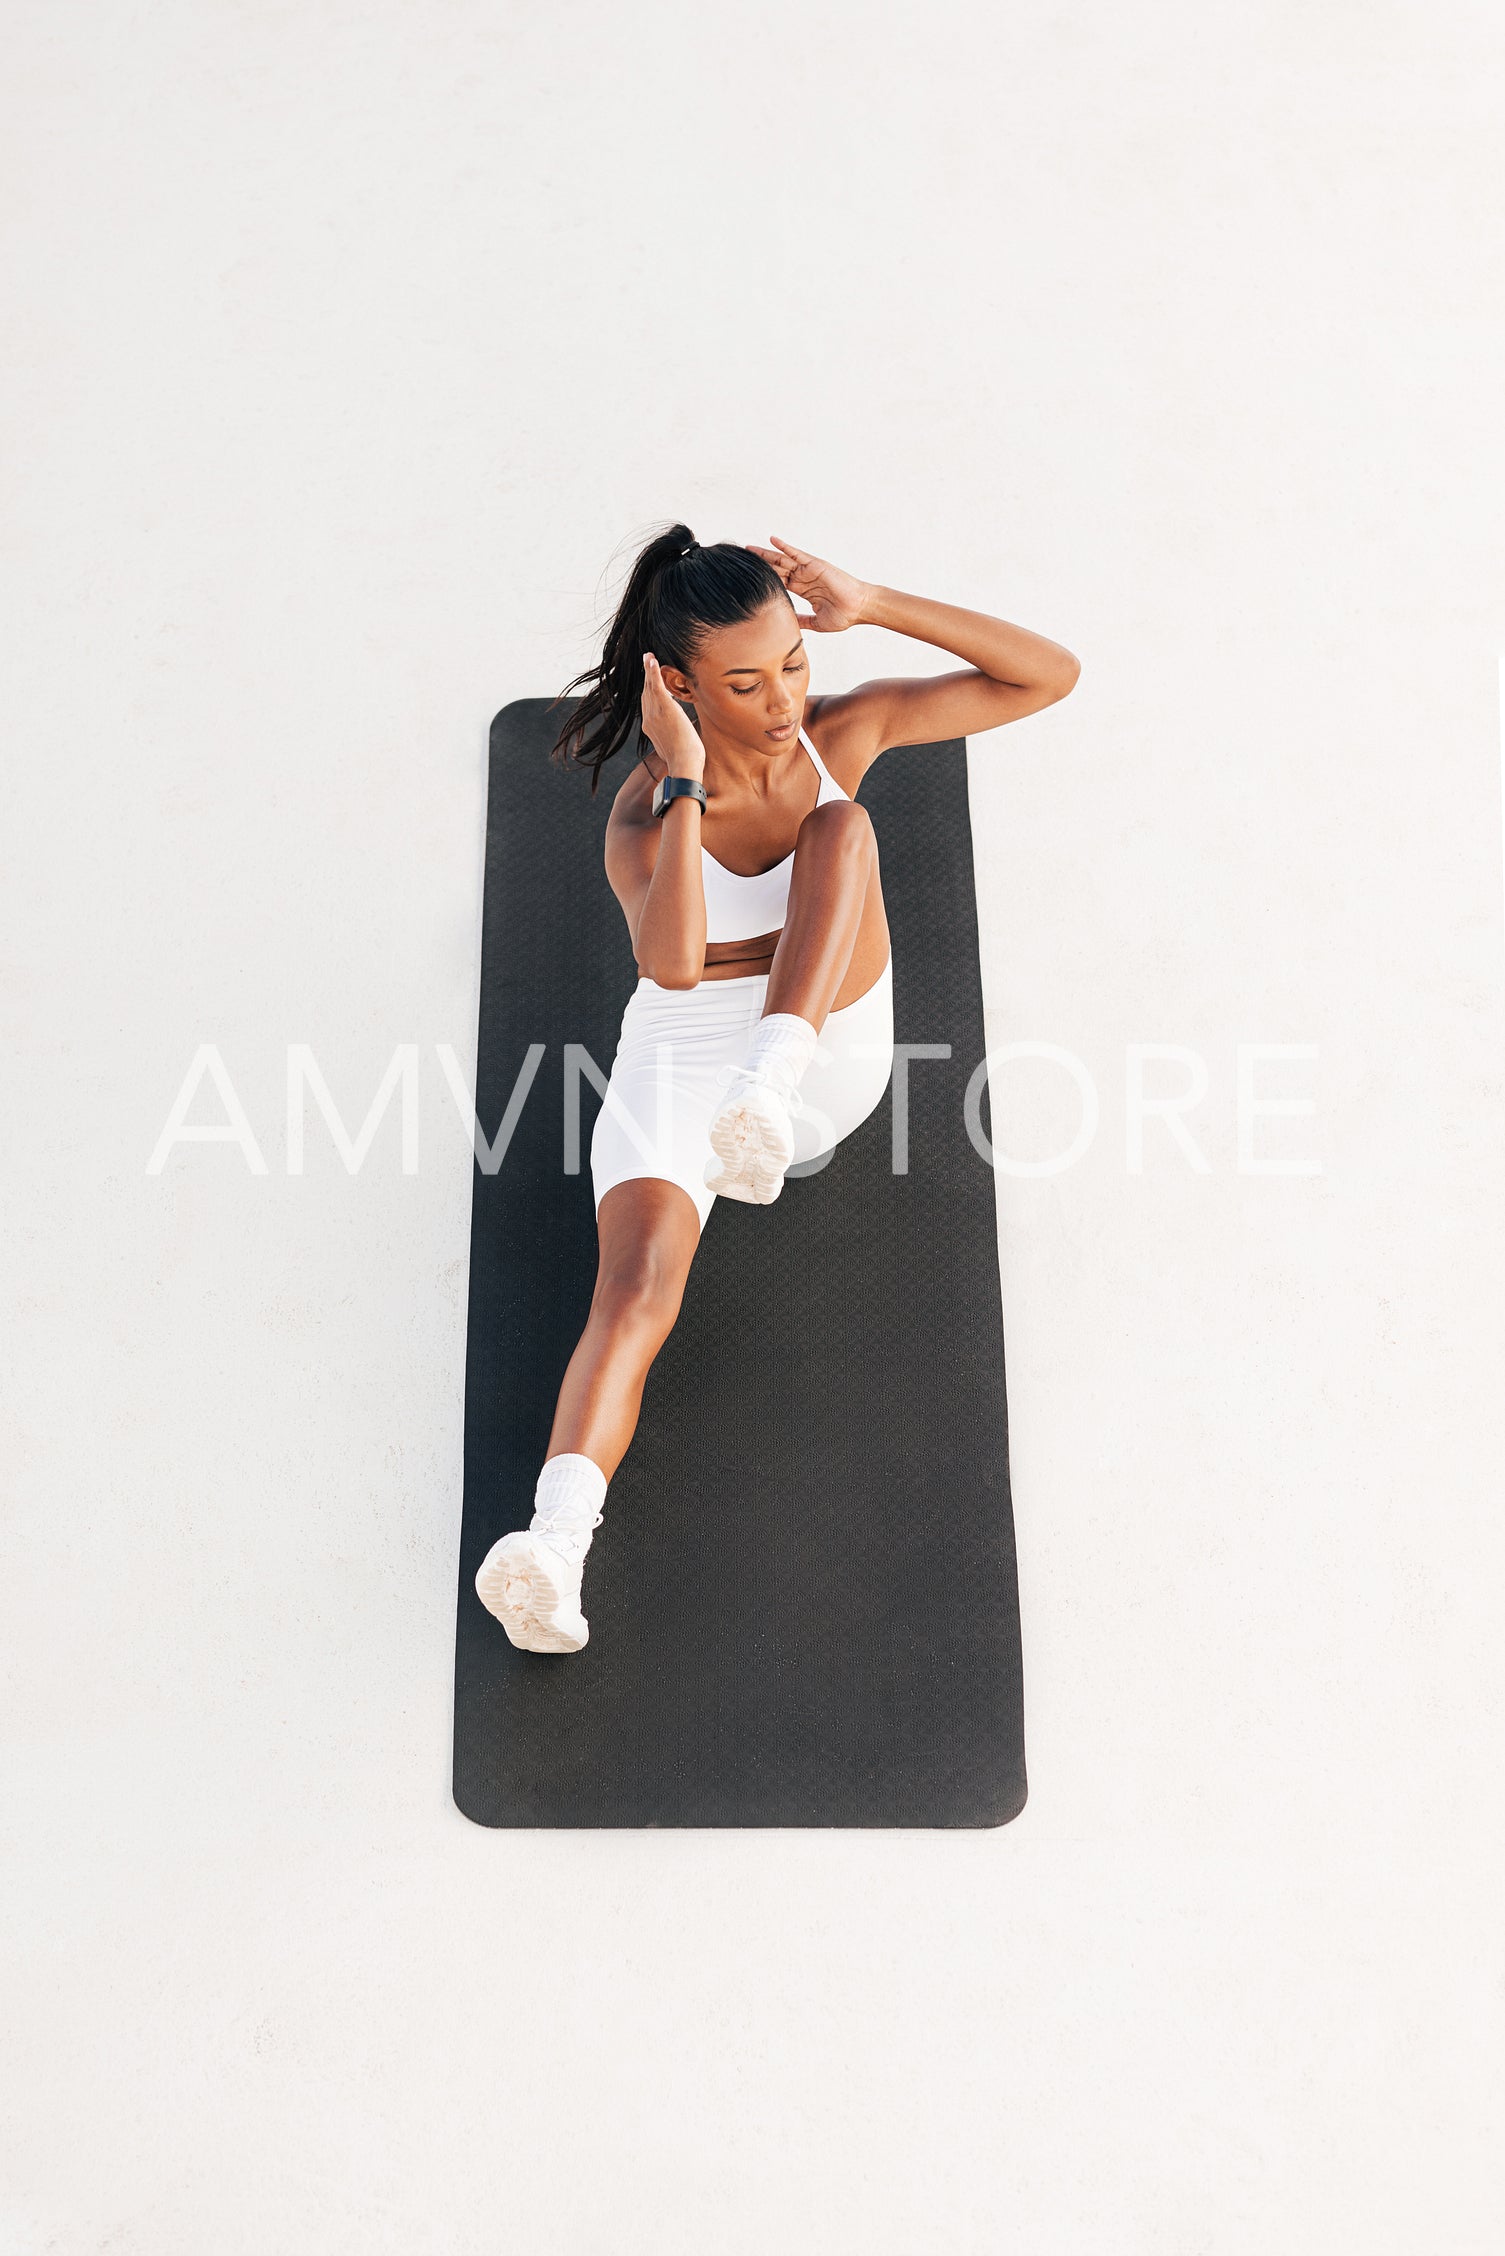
top-left (704, 1069), bottom-right (799, 1204)
top-left (475, 1530), bottom-right (591, 1653)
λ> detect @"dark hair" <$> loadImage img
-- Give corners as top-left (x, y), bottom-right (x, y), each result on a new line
top-left (549, 522), bottom-right (792, 792)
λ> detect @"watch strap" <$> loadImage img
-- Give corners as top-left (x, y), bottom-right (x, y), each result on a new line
top-left (652, 775), bottom-right (708, 819)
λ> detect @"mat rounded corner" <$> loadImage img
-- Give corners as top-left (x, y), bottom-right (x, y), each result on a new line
top-left (974, 1772), bottom-right (1029, 1830)
top-left (489, 693), bottom-right (556, 741)
top-left (452, 1771), bottom-right (506, 1831)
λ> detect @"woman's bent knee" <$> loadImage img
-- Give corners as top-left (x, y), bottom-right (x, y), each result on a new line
top-left (796, 799), bottom-right (875, 859)
top-left (589, 1264), bottom-right (686, 1350)
top-left (594, 1232), bottom-right (682, 1294)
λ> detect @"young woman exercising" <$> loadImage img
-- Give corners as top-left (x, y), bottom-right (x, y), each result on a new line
top-left (476, 527), bottom-right (1079, 1652)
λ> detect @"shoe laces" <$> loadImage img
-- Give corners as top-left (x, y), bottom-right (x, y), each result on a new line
top-left (531, 1499), bottom-right (603, 1564)
top-left (713, 1061), bottom-right (804, 1116)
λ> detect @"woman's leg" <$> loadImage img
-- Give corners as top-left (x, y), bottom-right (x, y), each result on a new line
top-left (544, 1174), bottom-right (703, 1481)
top-left (763, 799), bottom-right (887, 1029)
top-left (475, 1174), bottom-right (702, 1652)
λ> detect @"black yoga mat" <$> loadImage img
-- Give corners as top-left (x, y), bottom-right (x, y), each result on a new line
top-left (453, 699), bottom-right (1027, 1828)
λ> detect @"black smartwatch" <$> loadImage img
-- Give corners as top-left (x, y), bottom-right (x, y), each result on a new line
top-left (651, 775), bottom-right (708, 820)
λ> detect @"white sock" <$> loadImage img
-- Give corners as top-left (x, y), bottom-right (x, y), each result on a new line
top-left (529, 1453), bottom-right (608, 1567)
top-left (740, 1011), bottom-right (821, 1104)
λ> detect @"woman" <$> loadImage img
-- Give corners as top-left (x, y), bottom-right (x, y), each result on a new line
top-left (476, 526), bottom-right (1079, 1653)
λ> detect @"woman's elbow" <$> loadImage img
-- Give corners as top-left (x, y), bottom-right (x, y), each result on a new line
top-left (1050, 652), bottom-right (1082, 700)
top-left (636, 956), bottom-right (702, 990)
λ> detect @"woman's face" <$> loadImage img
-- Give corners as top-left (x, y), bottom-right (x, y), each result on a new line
top-left (663, 598), bottom-right (808, 754)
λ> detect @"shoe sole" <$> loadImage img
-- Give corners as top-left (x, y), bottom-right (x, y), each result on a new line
top-left (705, 1095), bottom-right (792, 1204)
top-left (475, 1532), bottom-right (590, 1654)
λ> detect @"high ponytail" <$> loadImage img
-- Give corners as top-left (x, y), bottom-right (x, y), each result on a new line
top-left (550, 522), bottom-right (791, 793)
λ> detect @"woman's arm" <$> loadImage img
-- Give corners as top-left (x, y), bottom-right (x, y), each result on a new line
top-left (603, 654), bottom-right (708, 989)
top-left (750, 537), bottom-right (1080, 783)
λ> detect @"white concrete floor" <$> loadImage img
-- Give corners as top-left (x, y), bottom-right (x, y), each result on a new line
top-left (4, 4), bottom-right (1503, 2249)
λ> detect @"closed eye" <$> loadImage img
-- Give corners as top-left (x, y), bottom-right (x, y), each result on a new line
top-left (730, 661), bottom-right (807, 697)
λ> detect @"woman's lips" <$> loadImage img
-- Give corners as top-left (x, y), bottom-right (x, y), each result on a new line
top-left (766, 720), bottom-right (795, 737)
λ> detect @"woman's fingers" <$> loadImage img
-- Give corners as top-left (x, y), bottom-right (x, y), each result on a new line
top-left (745, 544), bottom-right (794, 582)
top-left (751, 536), bottom-right (823, 582)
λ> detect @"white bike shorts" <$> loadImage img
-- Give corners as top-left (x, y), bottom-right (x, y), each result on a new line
top-left (590, 959), bottom-right (895, 1232)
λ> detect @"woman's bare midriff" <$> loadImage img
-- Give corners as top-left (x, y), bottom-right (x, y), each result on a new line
top-left (699, 930), bottom-right (783, 976)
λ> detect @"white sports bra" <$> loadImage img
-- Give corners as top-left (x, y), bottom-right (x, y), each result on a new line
top-left (700, 724), bottom-right (850, 943)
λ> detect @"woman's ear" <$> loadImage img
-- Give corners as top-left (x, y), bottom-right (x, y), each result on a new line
top-left (658, 664), bottom-right (694, 702)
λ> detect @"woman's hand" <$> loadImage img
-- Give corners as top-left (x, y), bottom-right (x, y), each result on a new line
top-left (639, 652), bottom-right (706, 782)
top-left (745, 536), bottom-right (874, 633)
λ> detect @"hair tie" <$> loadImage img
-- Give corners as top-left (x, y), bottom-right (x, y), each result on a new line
top-left (680, 539), bottom-right (700, 559)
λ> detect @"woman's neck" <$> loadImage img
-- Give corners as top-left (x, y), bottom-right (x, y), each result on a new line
top-left (698, 719), bottom-right (806, 801)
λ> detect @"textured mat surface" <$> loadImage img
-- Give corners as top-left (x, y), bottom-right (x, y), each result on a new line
top-left (453, 699), bottom-right (1026, 1828)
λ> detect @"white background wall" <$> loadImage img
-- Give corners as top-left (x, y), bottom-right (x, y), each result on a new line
top-left (3, 2), bottom-right (1503, 2248)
